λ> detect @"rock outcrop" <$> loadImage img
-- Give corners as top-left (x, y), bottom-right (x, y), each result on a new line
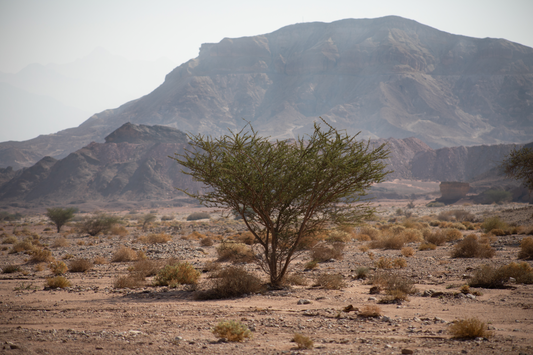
top-left (1, 16), bottom-right (532, 169)
top-left (438, 182), bottom-right (470, 203)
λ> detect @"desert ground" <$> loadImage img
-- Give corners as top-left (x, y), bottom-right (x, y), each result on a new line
top-left (1, 200), bottom-right (533, 355)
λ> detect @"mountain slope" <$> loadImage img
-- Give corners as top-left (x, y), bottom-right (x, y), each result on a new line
top-left (1, 16), bottom-right (532, 169)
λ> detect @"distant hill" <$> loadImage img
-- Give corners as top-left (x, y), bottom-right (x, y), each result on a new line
top-left (1, 16), bottom-right (532, 169)
top-left (0, 123), bottom-right (527, 210)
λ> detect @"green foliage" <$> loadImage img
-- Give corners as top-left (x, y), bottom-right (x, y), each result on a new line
top-left (186, 212), bottom-right (211, 221)
top-left (0, 211), bottom-right (23, 221)
top-left (501, 146), bottom-right (533, 193)
top-left (212, 320), bottom-right (252, 342)
top-left (172, 120), bottom-right (390, 286)
top-left (153, 262), bottom-right (200, 287)
top-left (46, 207), bottom-right (77, 233)
top-left (140, 213), bottom-right (156, 230)
top-left (482, 189), bottom-right (513, 204)
top-left (482, 216), bottom-right (508, 233)
top-left (78, 213), bottom-right (120, 236)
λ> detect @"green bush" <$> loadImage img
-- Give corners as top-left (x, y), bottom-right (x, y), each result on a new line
top-left (78, 213), bottom-right (121, 236)
top-left (483, 189), bottom-right (512, 204)
top-left (186, 212), bottom-right (211, 221)
top-left (482, 217), bottom-right (508, 233)
top-left (153, 262), bottom-right (200, 287)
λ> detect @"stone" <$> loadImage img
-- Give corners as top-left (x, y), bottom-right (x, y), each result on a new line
top-left (297, 299), bottom-right (311, 305)
top-left (401, 349), bottom-right (414, 355)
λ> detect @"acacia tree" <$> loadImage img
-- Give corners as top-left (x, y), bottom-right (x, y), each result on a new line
top-left (172, 121), bottom-right (390, 286)
top-left (46, 207), bottom-right (77, 232)
top-left (501, 146), bottom-right (533, 197)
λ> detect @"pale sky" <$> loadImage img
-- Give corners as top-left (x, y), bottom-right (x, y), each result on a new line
top-left (1, 0), bottom-right (533, 73)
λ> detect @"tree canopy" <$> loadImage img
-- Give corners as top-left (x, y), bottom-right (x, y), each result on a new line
top-left (46, 207), bottom-right (77, 233)
top-left (501, 146), bottom-right (533, 194)
top-left (172, 120), bottom-right (390, 286)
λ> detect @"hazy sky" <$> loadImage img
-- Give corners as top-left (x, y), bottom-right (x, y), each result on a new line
top-left (1, 0), bottom-right (533, 73)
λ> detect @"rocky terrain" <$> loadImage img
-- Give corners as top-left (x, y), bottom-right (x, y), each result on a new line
top-left (0, 123), bottom-right (529, 211)
top-left (1, 16), bottom-right (532, 170)
top-left (0, 202), bottom-right (532, 354)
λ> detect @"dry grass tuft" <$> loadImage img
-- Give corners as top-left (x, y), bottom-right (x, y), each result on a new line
top-left (200, 237), bottom-right (214, 247)
top-left (93, 256), bottom-right (107, 265)
top-left (212, 320), bottom-right (252, 342)
top-left (314, 273), bottom-right (345, 290)
top-left (449, 317), bottom-right (493, 339)
top-left (482, 217), bottom-right (508, 233)
top-left (153, 262), bottom-right (200, 287)
top-left (359, 226), bottom-right (380, 240)
top-left (113, 275), bottom-right (144, 289)
top-left (293, 333), bottom-right (313, 349)
top-left (145, 233), bottom-right (172, 244)
top-left (52, 237), bottom-right (69, 248)
top-left (183, 231), bottom-right (206, 240)
top-left (444, 228), bottom-right (463, 241)
top-left (370, 234), bottom-right (405, 250)
top-left (452, 235), bottom-right (495, 259)
top-left (419, 241), bottom-right (437, 251)
top-left (110, 225), bottom-right (128, 236)
top-left (401, 228), bottom-right (423, 242)
top-left (216, 242), bottom-right (255, 263)
top-left (68, 258), bottom-right (93, 272)
top-left (371, 271), bottom-right (416, 303)
top-left (111, 246), bottom-right (138, 262)
top-left (359, 305), bottom-right (382, 318)
top-left (46, 276), bottom-right (71, 289)
top-left (469, 262), bottom-right (533, 288)
top-left (130, 259), bottom-right (161, 278)
top-left (31, 248), bottom-right (54, 263)
top-left (310, 242), bottom-right (345, 262)
top-left (231, 231), bottom-right (256, 245)
top-left (283, 273), bottom-right (308, 286)
top-left (425, 230), bottom-right (447, 246)
top-left (196, 267), bottom-right (263, 300)
top-left (2, 235), bottom-right (18, 244)
top-left (2, 264), bottom-right (21, 273)
top-left (49, 260), bottom-right (68, 275)
top-left (518, 237), bottom-right (533, 260)
top-left (401, 246), bottom-right (415, 257)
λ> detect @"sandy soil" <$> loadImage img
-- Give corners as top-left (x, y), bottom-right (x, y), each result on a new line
top-left (1, 202), bottom-right (533, 354)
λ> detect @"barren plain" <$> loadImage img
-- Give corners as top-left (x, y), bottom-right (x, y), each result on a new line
top-left (1, 201), bottom-right (532, 355)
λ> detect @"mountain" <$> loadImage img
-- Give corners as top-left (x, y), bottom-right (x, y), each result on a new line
top-left (0, 123), bottom-right (527, 210)
top-left (1, 16), bottom-right (532, 169)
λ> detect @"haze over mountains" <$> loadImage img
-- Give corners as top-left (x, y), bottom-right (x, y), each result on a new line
top-left (0, 47), bottom-right (175, 142)
top-left (1, 16), bottom-right (532, 171)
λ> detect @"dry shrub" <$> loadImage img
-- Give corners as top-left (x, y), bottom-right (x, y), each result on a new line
top-left (356, 234), bottom-right (371, 242)
top-left (9, 240), bottom-right (35, 254)
top-left (2, 264), bottom-right (20, 273)
top-left (482, 217), bottom-right (508, 233)
top-left (46, 276), bottom-right (71, 289)
top-left (402, 219), bottom-right (422, 230)
top-left (200, 237), bottom-right (214, 247)
top-left (184, 231), bottom-right (206, 240)
top-left (359, 305), bottom-right (382, 318)
top-left (358, 244), bottom-right (370, 252)
top-left (449, 317), bottom-right (493, 339)
top-left (93, 256), bottom-right (107, 265)
top-left (34, 263), bottom-right (46, 272)
top-left (68, 258), bottom-right (93, 272)
top-left (511, 226), bottom-right (526, 235)
top-left (52, 237), bottom-right (69, 248)
top-left (393, 258), bottom-right (407, 268)
top-left (216, 242), bottom-right (255, 263)
top-left (77, 240), bottom-right (85, 246)
top-left (490, 228), bottom-right (508, 236)
top-left (314, 273), bottom-right (345, 290)
top-left (425, 230), bottom-right (447, 246)
top-left (452, 235), bottom-right (495, 258)
top-left (114, 275), bottom-right (144, 289)
top-left (310, 242), bottom-right (344, 262)
top-left (283, 273), bottom-right (308, 286)
top-left (153, 262), bottom-right (200, 287)
top-left (355, 267), bottom-right (370, 279)
top-left (49, 260), bottom-right (68, 275)
top-left (293, 333), bottom-right (313, 349)
top-left (2, 235), bottom-right (18, 244)
top-left (326, 229), bottom-right (351, 243)
top-left (202, 260), bottom-right (221, 273)
top-left (196, 267), bottom-right (263, 300)
top-left (110, 225), bottom-right (128, 236)
top-left (401, 247), bottom-right (415, 257)
top-left (375, 257), bottom-right (406, 269)
top-left (437, 210), bottom-right (455, 222)
top-left (370, 234), bottom-right (404, 250)
top-left (111, 246), bottom-right (138, 262)
top-left (371, 271), bottom-right (416, 302)
top-left (419, 242), bottom-right (437, 251)
top-left (130, 259), bottom-right (160, 278)
top-left (445, 228), bottom-right (463, 241)
top-left (401, 228), bottom-right (423, 243)
top-left (231, 231), bottom-right (256, 245)
top-left (518, 237), bottom-right (533, 260)
top-left (304, 260), bottom-right (318, 270)
top-left (31, 248), bottom-right (54, 263)
top-left (389, 225), bottom-right (405, 235)
top-left (212, 320), bottom-right (252, 342)
top-left (469, 262), bottom-right (533, 288)
top-left (147, 233), bottom-right (172, 244)
top-left (359, 226), bottom-right (380, 240)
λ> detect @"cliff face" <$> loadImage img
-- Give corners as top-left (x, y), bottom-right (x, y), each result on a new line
top-left (1, 16), bottom-right (532, 170)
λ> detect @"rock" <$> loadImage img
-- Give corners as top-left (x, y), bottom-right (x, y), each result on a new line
top-left (297, 299), bottom-right (311, 305)
top-left (401, 349), bottom-right (414, 355)
top-left (466, 294), bottom-right (476, 299)
top-left (368, 297), bottom-right (377, 301)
